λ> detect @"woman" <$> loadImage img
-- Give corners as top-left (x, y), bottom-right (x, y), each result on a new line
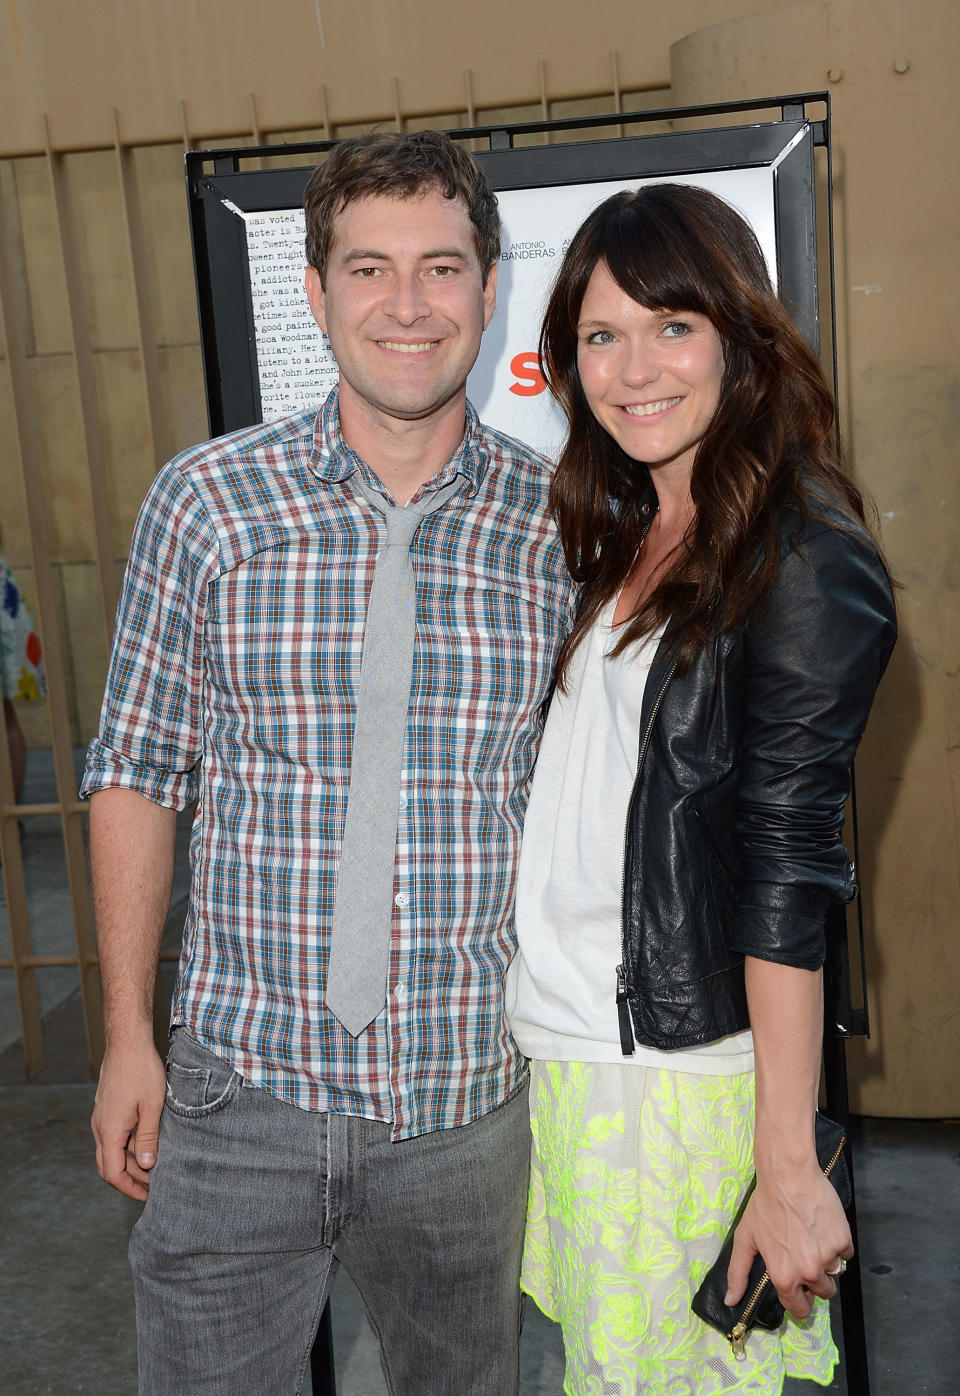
top-left (506, 184), bottom-right (896, 1394)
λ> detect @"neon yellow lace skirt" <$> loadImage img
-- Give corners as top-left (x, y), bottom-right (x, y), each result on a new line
top-left (522, 1059), bottom-right (838, 1395)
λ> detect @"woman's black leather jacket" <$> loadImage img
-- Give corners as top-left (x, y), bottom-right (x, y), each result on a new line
top-left (617, 507), bottom-right (897, 1054)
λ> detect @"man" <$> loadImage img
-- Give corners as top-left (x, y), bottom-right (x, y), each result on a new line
top-left (83, 129), bottom-right (573, 1394)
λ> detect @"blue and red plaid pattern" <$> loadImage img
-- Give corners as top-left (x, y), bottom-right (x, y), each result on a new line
top-left (83, 391), bottom-right (574, 1139)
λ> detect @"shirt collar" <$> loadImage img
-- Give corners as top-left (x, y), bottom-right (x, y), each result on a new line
top-left (308, 387), bottom-right (489, 497)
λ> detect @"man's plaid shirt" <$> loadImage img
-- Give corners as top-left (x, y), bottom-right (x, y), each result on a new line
top-left (82, 392), bottom-right (574, 1139)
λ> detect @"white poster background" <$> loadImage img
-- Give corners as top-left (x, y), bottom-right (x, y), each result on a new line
top-left (242, 167), bottom-right (776, 459)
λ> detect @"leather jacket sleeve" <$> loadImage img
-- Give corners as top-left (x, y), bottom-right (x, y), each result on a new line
top-left (728, 518), bottom-right (897, 969)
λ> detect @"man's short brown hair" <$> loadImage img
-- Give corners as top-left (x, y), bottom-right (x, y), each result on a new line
top-left (304, 129), bottom-right (501, 286)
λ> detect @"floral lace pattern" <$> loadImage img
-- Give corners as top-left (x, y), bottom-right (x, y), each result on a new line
top-left (522, 1059), bottom-right (838, 1395)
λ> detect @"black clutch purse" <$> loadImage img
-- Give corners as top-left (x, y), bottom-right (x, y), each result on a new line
top-left (691, 1112), bottom-right (852, 1358)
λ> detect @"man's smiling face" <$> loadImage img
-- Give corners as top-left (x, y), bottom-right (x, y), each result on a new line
top-left (305, 189), bottom-right (497, 430)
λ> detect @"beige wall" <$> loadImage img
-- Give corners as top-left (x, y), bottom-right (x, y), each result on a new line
top-left (0, 0), bottom-right (956, 1111)
top-left (2, 0), bottom-right (801, 154)
top-left (671, 0), bottom-right (960, 1118)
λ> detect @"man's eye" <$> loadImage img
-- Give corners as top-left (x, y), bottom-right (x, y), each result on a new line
top-left (355, 266), bottom-right (382, 278)
top-left (429, 265), bottom-right (455, 277)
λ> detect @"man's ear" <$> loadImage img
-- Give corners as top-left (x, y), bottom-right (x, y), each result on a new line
top-left (305, 266), bottom-right (327, 334)
top-left (482, 260), bottom-right (498, 329)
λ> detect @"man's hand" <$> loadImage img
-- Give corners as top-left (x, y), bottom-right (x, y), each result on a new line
top-left (88, 788), bottom-right (177, 1202)
top-left (725, 1165), bottom-right (854, 1320)
top-left (91, 1039), bottom-right (167, 1202)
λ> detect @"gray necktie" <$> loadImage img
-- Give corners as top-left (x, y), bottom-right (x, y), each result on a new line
top-left (325, 473), bottom-right (465, 1036)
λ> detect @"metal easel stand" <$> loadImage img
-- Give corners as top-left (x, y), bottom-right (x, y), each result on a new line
top-left (309, 1301), bottom-right (337, 1395)
top-left (822, 899), bottom-right (871, 1396)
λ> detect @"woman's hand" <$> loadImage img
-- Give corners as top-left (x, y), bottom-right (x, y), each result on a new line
top-left (735, 955), bottom-right (854, 1318)
top-left (725, 1162), bottom-right (854, 1319)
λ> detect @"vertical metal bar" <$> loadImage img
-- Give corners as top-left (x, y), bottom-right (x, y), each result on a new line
top-left (248, 92), bottom-right (264, 168)
top-left (0, 159), bottom-right (45, 1075)
top-left (822, 1034), bottom-right (872, 1394)
top-left (179, 99), bottom-right (193, 152)
top-left (38, 114), bottom-right (107, 1074)
top-left (462, 69), bottom-right (480, 153)
top-left (538, 59), bottom-right (551, 143)
top-left (111, 108), bottom-right (165, 471)
top-left (391, 77), bottom-right (404, 132)
top-left (310, 1304), bottom-right (337, 1394)
top-left (41, 111), bottom-right (118, 638)
top-left (249, 91), bottom-right (263, 144)
top-left (318, 84), bottom-right (331, 141)
top-left (610, 50), bottom-right (625, 138)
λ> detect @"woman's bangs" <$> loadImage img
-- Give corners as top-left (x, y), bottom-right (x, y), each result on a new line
top-left (601, 203), bottom-right (712, 317)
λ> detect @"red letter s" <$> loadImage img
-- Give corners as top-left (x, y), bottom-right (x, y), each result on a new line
top-left (509, 352), bottom-right (546, 397)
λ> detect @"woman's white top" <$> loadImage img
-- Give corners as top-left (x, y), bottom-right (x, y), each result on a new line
top-left (507, 599), bottom-right (754, 1074)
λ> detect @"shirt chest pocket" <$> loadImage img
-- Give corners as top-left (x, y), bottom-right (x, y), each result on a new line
top-left (204, 544), bottom-right (364, 707)
top-left (414, 580), bottom-right (565, 758)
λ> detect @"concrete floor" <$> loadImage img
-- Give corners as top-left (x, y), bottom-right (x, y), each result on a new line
top-left (2, 753), bottom-right (958, 1393)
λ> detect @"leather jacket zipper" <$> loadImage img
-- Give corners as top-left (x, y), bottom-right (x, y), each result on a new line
top-left (616, 964), bottom-right (634, 1055)
top-left (616, 649), bottom-right (680, 1055)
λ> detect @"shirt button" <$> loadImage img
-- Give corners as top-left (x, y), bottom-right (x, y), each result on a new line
top-left (394, 892), bottom-right (409, 908)
top-left (394, 984), bottom-right (407, 1003)
top-left (398, 793), bottom-right (408, 810)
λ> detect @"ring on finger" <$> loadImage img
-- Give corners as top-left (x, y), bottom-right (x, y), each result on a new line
top-left (825, 1258), bottom-right (848, 1278)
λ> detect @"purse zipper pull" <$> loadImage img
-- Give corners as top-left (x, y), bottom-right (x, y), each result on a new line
top-left (728, 1268), bottom-right (771, 1360)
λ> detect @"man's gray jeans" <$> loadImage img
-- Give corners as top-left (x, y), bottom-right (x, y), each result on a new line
top-left (129, 1029), bottom-right (530, 1394)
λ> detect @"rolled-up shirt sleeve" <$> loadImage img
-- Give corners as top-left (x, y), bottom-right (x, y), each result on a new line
top-left (728, 520), bottom-right (897, 969)
top-left (81, 461), bottom-right (220, 811)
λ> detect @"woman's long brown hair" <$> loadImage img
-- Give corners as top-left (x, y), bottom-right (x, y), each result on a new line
top-left (541, 184), bottom-right (870, 687)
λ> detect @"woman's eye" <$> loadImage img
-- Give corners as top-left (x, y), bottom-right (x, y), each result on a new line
top-left (585, 329), bottom-right (616, 345)
top-left (662, 320), bottom-right (691, 337)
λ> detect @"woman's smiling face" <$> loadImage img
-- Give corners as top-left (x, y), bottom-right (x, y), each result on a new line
top-left (576, 260), bottom-right (725, 486)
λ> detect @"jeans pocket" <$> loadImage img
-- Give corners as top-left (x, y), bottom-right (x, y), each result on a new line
top-left (164, 1032), bottom-right (243, 1118)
